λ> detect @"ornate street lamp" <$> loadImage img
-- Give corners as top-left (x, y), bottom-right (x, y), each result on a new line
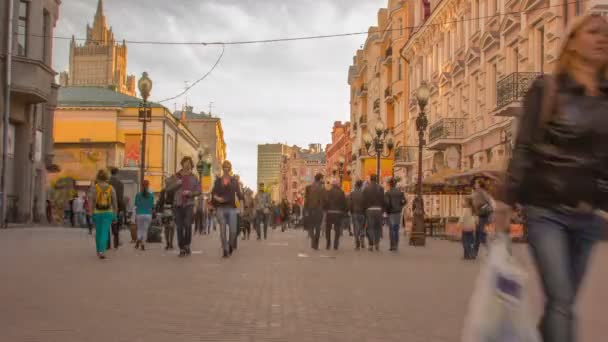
top-left (410, 81), bottom-right (430, 247)
top-left (362, 119), bottom-right (394, 182)
top-left (137, 72), bottom-right (153, 188)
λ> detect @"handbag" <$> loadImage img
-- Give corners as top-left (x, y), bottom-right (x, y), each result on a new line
top-left (461, 234), bottom-right (540, 342)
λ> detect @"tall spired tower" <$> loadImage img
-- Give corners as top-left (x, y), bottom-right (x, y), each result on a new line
top-left (60, 0), bottom-right (136, 96)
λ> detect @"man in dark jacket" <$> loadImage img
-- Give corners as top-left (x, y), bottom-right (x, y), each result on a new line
top-left (304, 173), bottom-right (325, 250)
top-left (348, 180), bottom-right (366, 250)
top-left (108, 167), bottom-right (124, 249)
top-left (324, 179), bottom-right (347, 250)
top-left (385, 178), bottom-right (406, 251)
top-left (363, 174), bottom-right (384, 251)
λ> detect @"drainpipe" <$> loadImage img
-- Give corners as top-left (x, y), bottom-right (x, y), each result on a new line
top-left (1, 0), bottom-right (14, 228)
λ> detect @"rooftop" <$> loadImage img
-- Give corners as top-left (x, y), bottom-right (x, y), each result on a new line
top-left (172, 106), bottom-right (216, 121)
top-left (58, 86), bottom-right (164, 108)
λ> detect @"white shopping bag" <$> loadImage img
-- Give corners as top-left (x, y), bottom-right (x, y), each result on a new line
top-left (462, 233), bottom-right (540, 342)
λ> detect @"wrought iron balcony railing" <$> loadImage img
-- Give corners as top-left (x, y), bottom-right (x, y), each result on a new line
top-left (359, 115), bottom-right (367, 125)
top-left (373, 99), bottom-right (380, 112)
top-left (386, 46), bottom-right (392, 57)
top-left (394, 146), bottom-right (417, 164)
top-left (496, 72), bottom-right (541, 109)
top-left (428, 118), bottom-right (466, 145)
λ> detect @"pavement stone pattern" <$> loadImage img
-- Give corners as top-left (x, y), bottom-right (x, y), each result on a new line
top-left (0, 226), bottom-right (606, 342)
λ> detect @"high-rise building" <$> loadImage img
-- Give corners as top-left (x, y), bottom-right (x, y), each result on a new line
top-left (257, 143), bottom-right (296, 201)
top-left (59, 0), bottom-right (136, 96)
top-left (0, 0), bottom-right (62, 223)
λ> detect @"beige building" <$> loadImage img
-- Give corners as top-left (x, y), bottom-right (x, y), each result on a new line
top-left (400, 0), bottom-right (608, 218)
top-left (0, 0), bottom-right (61, 223)
top-left (177, 106), bottom-right (227, 177)
top-left (59, 0), bottom-right (136, 96)
top-left (348, 0), bottom-right (412, 183)
top-left (280, 145), bottom-right (326, 204)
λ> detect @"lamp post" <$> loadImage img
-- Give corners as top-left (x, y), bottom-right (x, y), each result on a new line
top-left (137, 72), bottom-right (152, 189)
top-left (332, 156), bottom-right (352, 191)
top-left (362, 120), bottom-right (394, 182)
top-left (410, 81), bottom-right (430, 247)
top-left (196, 148), bottom-right (212, 189)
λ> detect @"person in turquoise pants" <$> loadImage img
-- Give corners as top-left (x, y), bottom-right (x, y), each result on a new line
top-left (88, 169), bottom-right (118, 259)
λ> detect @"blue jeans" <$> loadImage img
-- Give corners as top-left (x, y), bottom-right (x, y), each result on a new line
top-left (255, 211), bottom-right (270, 240)
top-left (526, 205), bottom-right (602, 342)
top-left (388, 213), bottom-right (401, 250)
top-left (217, 207), bottom-right (238, 252)
top-left (461, 231), bottom-right (475, 259)
top-left (352, 214), bottom-right (366, 248)
top-left (473, 215), bottom-right (490, 257)
top-left (366, 210), bottom-right (382, 248)
top-left (174, 206), bottom-right (193, 251)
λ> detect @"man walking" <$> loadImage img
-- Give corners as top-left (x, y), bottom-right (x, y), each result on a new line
top-left (108, 167), bottom-right (124, 249)
top-left (363, 174), bottom-right (384, 251)
top-left (324, 179), bottom-right (346, 250)
top-left (348, 180), bottom-right (366, 250)
top-left (385, 178), bottom-right (406, 251)
top-left (254, 183), bottom-right (271, 240)
top-left (304, 173), bottom-right (325, 250)
top-left (211, 161), bottom-right (243, 258)
top-left (72, 195), bottom-right (85, 227)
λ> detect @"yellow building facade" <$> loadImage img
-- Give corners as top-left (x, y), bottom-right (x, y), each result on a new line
top-left (51, 87), bottom-right (199, 198)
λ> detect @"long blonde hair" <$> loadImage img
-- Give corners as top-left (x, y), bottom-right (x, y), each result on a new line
top-left (556, 14), bottom-right (608, 76)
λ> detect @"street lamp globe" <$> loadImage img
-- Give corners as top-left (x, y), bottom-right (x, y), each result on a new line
top-left (386, 133), bottom-right (395, 150)
top-left (374, 120), bottom-right (385, 136)
top-left (338, 156), bottom-right (346, 165)
top-left (363, 132), bottom-right (373, 149)
top-left (138, 72), bottom-right (153, 101)
top-left (416, 81), bottom-right (430, 107)
top-left (204, 155), bottom-right (213, 165)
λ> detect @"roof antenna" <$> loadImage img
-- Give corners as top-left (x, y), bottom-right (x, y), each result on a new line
top-left (209, 101), bottom-right (215, 116)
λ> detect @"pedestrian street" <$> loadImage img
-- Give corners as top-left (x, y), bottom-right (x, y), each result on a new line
top-left (0, 227), bottom-right (606, 342)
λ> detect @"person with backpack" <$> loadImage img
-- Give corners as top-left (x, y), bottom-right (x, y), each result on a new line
top-left (134, 180), bottom-right (155, 251)
top-left (471, 177), bottom-right (494, 258)
top-left (88, 169), bottom-right (117, 259)
top-left (496, 15), bottom-right (608, 342)
top-left (166, 157), bottom-right (201, 257)
top-left (384, 178), bottom-right (406, 252)
top-left (211, 160), bottom-right (243, 258)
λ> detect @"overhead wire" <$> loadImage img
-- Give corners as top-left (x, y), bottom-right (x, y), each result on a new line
top-left (157, 43), bottom-right (225, 103)
top-left (26, 0), bottom-right (589, 46)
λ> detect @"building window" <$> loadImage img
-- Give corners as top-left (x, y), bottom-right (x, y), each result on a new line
top-left (495, 0), bottom-right (499, 14)
top-left (489, 63), bottom-right (497, 107)
top-left (575, 0), bottom-right (583, 16)
top-left (399, 18), bottom-right (404, 36)
top-left (17, 1), bottom-right (29, 56)
top-left (538, 26), bottom-right (545, 73)
top-left (43, 10), bottom-right (50, 64)
top-left (475, 0), bottom-right (480, 31)
top-left (398, 58), bottom-right (403, 81)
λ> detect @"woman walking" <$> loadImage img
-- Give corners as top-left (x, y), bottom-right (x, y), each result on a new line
top-left (88, 169), bottom-right (117, 259)
top-left (499, 14), bottom-right (608, 342)
top-left (167, 157), bottom-right (201, 257)
top-left (134, 180), bottom-right (155, 251)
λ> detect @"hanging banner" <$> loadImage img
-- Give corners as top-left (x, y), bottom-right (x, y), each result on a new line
top-left (363, 158), bottom-right (393, 183)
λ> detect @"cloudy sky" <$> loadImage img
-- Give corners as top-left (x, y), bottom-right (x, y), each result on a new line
top-left (54, 0), bottom-right (386, 188)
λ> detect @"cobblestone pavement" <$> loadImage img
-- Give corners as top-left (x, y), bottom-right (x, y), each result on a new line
top-left (0, 226), bottom-right (606, 342)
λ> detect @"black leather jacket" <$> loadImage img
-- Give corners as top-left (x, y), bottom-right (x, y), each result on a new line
top-left (362, 183), bottom-right (385, 210)
top-left (503, 74), bottom-right (608, 210)
top-left (324, 186), bottom-right (346, 212)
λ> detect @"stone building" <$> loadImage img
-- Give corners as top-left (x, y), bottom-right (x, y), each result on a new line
top-left (325, 121), bottom-right (352, 188)
top-left (0, 0), bottom-right (62, 223)
top-left (53, 87), bottom-right (200, 198)
top-left (176, 106), bottom-right (227, 178)
top-left (59, 0), bottom-right (136, 96)
top-left (400, 0), bottom-right (608, 218)
top-left (281, 146), bottom-right (326, 205)
top-left (257, 143), bottom-right (295, 202)
top-left (348, 0), bottom-right (413, 184)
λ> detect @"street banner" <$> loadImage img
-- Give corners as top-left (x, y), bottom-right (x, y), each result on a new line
top-left (202, 175), bottom-right (212, 193)
top-left (363, 158), bottom-right (393, 182)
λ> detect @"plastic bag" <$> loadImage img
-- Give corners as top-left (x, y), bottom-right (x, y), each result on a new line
top-left (462, 233), bottom-right (540, 342)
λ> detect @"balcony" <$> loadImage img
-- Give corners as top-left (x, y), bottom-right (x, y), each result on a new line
top-left (359, 115), bottom-right (367, 126)
top-left (494, 72), bottom-right (541, 117)
top-left (384, 87), bottom-right (394, 103)
top-left (383, 46), bottom-right (393, 66)
top-left (373, 99), bottom-right (380, 113)
top-left (427, 118), bottom-right (466, 150)
top-left (394, 146), bottom-right (417, 167)
top-left (10, 56), bottom-right (56, 105)
top-left (357, 84), bottom-right (368, 98)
